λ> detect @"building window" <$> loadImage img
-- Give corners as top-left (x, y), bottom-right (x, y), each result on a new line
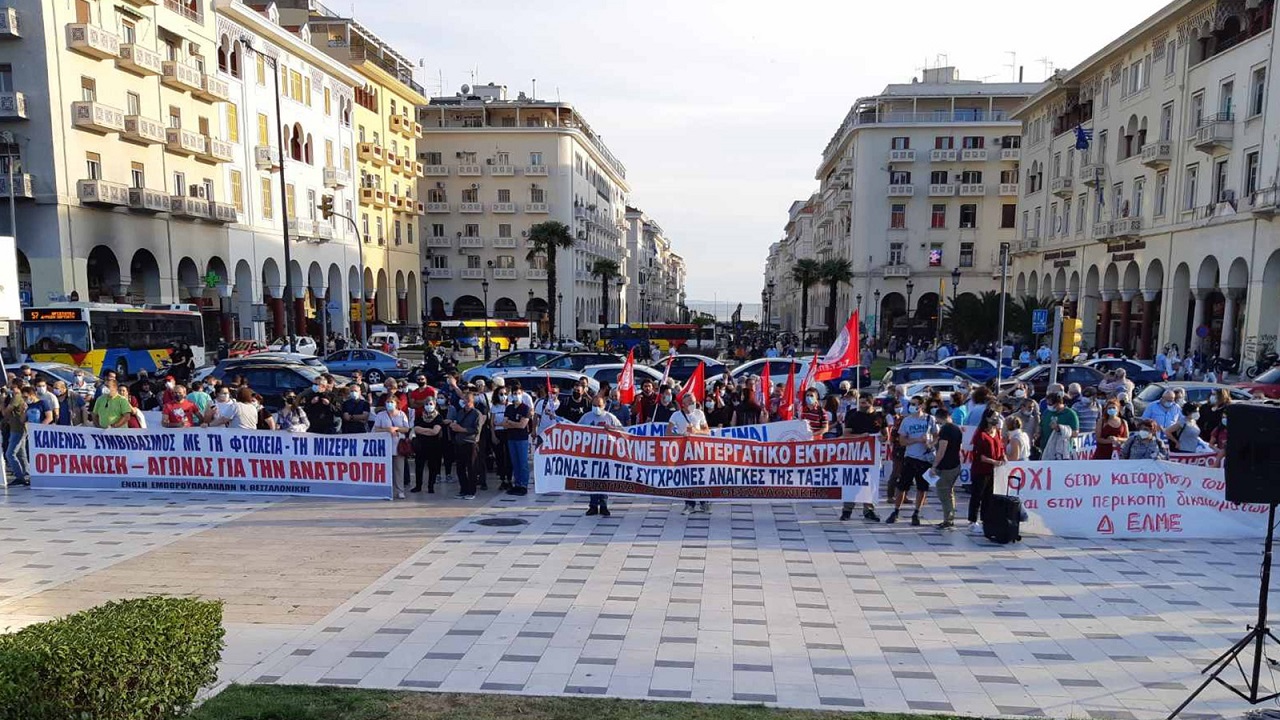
top-left (84, 152), bottom-right (100, 181)
top-left (461, 187), bottom-right (478, 203)
top-left (1160, 102), bottom-right (1173, 142)
top-left (289, 70), bottom-right (303, 102)
top-left (1184, 164), bottom-right (1199, 210)
top-left (1075, 195), bottom-right (1085, 232)
top-left (430, 255), bottom-right (448, 269)
top-left (961, 136), bottom-right (984, 149)
top-left (929, 170), bottom-right (948, 184)
top-left (1000, 203), bottom-right (1016, 229)
top-left (256, 113), bottom-right (268, 145)
top-left (934, 136), bottom-right (954, 149)
top-left (129, 162), bottom-right (144, 189)
top-left (255, 54), bottom-right (265, 85)
top-left (285, 183), bottom-right (295, 218)
top-left (423, 151), bottom-right (442, 165)
top-left (959, 203), bottom-right (977, 228)
top-left (1132, 178), bottom-right (1144, 217)
top-left (1190, 91), bottom-right (1204, 129)
top-left (303, 77), bottom-right (311, 106)
top-left (889, 203), bottom-right (906, 229)
top-left (959, 242), bottom-right (974, 268)
top-left (960, 170), bottom-right (982, 184)
top-left (890, 170), bottom-right (911, 185)
top-left (1112, 183), bottom-right (1124, 216)
top-left (1048, 203), bottom-right (1058, 237)
top-left (226, 102), bottom-right (238, 143)
top-left (361, 214), bottom-right (369, 242)
top-left (529, 151), bottom-right (542, 165)
top-left (1000, 169), bottom-right (1018, 184)
top-left (1220, 79), bottom-right (1235, 117)
top-left (80, 77), bottom-right (96, 102)
top-left (530, 187), bottom-right (545, 203)
top-left (1251, 67), bottom-right (1266, 117)
top-left (1033, 207), bottom-right (1042, 236)
top-left (1214, 157), bottom-right (1229, 202)
top-left (394, 220), bottom-right (402, 244)
top-left (1100, 77), bottom-right (1110, 108)
top-left (467, 255), bottom-right (481, 270)
top-left (464, 223), bottom-right (479, 237)
top-left (126, 91), bottom-right (141, 117)
top-left (1155, 171), bottom-right (1168, 216)
top-left (230, 169), bottom-right (243, 211)
top-left (495, 255), bottom-right (515, 269)
top-left (498, 223), bottom-right (512, 237)
top-left (376, 216), bottom-right (384, 242)
top-left (1062, 199), bottom-right (1072, 235)
top-left (120, 19), bottom-right (135, 44)
top-left (406, 223), bottom-right (414, 244)
top-left (260, 178), bottom-right (272, 218)
top-left (930, 203), bottom-right (946, 229)
top-left (325, 140), bottom-right (333, 167)
top-left (891, 136), bottom-right (909, 149)
top-left (1246, 151), bottom-right (1261, 197)
top-left (888, 242), bottom-right (904, 266)
top-left (497, 188), bottom-right (511, 203)
top-left (430, 223), bottom-right (445, 237)
top-left (1165, 40), bottom-right (1176, 76)
top-left (169, 105), bottom-right (181, 129)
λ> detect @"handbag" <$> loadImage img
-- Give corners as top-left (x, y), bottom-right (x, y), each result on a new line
top-left (397, 438), bottom-right (414, 457)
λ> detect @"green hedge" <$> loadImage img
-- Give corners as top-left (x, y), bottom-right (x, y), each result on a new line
top-left (0, 596), bottom-right (224, 720)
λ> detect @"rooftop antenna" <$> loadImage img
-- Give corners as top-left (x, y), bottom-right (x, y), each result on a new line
top-left (531, 78), bottom-right (536, 100)
top-left (1005, 51), bottom-right (1017, 81)
top-left (935, 53), bottom-right (949, 68)
top-left (1037, 57), bottom-right (1054, 79)
top-left (556, 85), bottom-right (560, 102)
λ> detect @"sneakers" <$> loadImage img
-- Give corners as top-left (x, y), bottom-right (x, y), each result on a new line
top-left (462, 494), bottom-right (476, 500)
top-left (681, 505), bottom-right (693, 515)
top-left (697, 502), bottom-right (710, 514)
top-left (585, 507), bottom-right (599, 516)
top-left (395, 491), bottom-right (405, 499)
top-left (454, 493), bottom-right (467, 499)
top-left (839, 510), bottom-right (852, 522)
top-left (969, 521), bottom-right (984, 535)
top-left (885, 510), bottom-right (899, 524)
top-left (911, 513), bottom-right (921, 526)
top-left (864, 508), bottom-right (881, 522)
top-left (938, 520), bottom-right (955, 530)
top-left (600, 507), bottom-right (611, 517)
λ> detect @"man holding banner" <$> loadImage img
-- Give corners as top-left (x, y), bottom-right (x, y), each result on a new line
top-left (671, 374), bottom-right (712, 515)
top-left (578, 393), bottom-right (625, 516)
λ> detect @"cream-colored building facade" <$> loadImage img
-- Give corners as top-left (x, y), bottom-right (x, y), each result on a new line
top-left (416, 83), bottom-right (630, 341)
top-left (624, 206), bottom-right (687, 325)
top-left (1011, 0), bottom-right (1280, 365)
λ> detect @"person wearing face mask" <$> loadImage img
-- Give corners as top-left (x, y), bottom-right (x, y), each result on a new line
top-left (930, 407), bottom-right (965, 529)
top-left (1170, 401), bottom-right (1206, 453)
top-left (608, 388), bottom-right (632, 426)
top-left (841, 392), bottom-right (884, 522)
top-left (799, 389), bottom-right (828, 438)
top-left (1072, 387), bottom-right (1099, 439)
top-left (373, 394), bottom-right (413, 499)
top-left (631, 380), bottom-right (659, 424)
top-left (533, 384), bottom-right (562, 438)
top-left (52, 380), bottom-right (79, 426)
top-left (579, 393), bottom-right (625, 516)
top-left (732, 378), bottom-right (767, 426)
top-left (31, 379), bottom-right (57, 426)
top-left (653, 387), bottom-right (679, 423)
top-left (490, 386), bottom-right (512, 490)
top-left (885, 395), bottom-right (935, 526)
top-left (159, 375), bottom-right (179, 407)
top-left (968, 409), bottom-right (1006, 534)
top-left (499, 380), bottom-right (533, 496)
top-left (1121, 418), bottom-right (1169, 460)
top-left (448, 391), bottom-right (486, 500)
top-left (275, 393), bottom-right (310, 433)
top-left (1036, 392), bottom-right (1079, 456)
top-left (340, 384), bottom-right (371, 434)
top-left (226, 386), bottom-right (260, 430)
top-left (1003, 416), bottom-right (1031, 461)
top-left (558, 382), bottom-right (591, 423)
top-left (301, 375), bottom-right (340, 435)
top-left (203, 385), bottom-right (237, 428)
top-left (1093, 399), bottom-right (1128, 459)
top-left (1210, 410), bottom-right (1229, 458)
top-left (1200, 387), bottom-right (1231, 437)
top-left (162, 384), bottom-right (199, 429)
top-left (669, 393), bottom-right (712, 515)
top-left (705, 390), bottom-right (733, 429)
top-left (1141, 389), bottom-right (1181, 439)
top-left (412, 395), bottom-right (446, 493)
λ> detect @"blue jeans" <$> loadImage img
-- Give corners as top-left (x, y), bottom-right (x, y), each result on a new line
top-left (507, 437), bottom-right (530, 488)
top-left (4, 431), bottom-right (27, 483)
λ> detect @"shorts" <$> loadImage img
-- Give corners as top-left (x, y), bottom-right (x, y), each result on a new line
top-left (896, 457), bottom-right (930, 493)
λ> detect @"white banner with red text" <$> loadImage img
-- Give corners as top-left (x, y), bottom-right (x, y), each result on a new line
top-left (993, 459), bottom-right (1266, 539)
top-left (535, 424), bottom-right (880, 503)
top-left (28, 426), bottom-right (394, 499)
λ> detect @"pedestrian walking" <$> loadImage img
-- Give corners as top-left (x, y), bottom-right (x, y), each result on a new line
top-left (885, 396), bottom-right (935, 526)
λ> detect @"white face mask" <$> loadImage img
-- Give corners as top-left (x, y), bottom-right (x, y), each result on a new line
top-left (591, 405), bottom-right (605, 415)
top-left (704, 400), bottom-right (716, 410)
top-left (1012, 390), bottom-right (1025, 398)
top-left (312, 384), bottom-right (321, 393)
top-left (385, 402), bottom-right (396, 412)
top-left (1136, 430), bottom-right (1151, 439)
top-left (165, 381), bottom-right (174, 390)
top-left (424, 402), bottom-right (436, 413)
top-left (1190, 412), bottom-right (1200, 420)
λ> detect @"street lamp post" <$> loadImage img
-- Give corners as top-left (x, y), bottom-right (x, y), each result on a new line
top-left (997, 242), bottom-right (1010, 374)
top-left (482, 260), bottom-right (492, 361)
top-left (856, 292), bottom-right (863, 335)
top-left (946, 267), bottom-right (961, 346)
top-left (556, 292), bottom-right (563, 347)
top-left (873, 288), bottom-right (880, 341)
top-left (242, 37), bottom-right (296, 353)
top-left (527, 288), bottom-right (535, 345)
top-left (905, 279), bottom-right (915, 343)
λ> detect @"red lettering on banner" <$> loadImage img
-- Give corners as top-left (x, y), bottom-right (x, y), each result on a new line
top-left (1008, 465), bottom-right (1051, 491)
top-left (1126, 512), bottom-right (1183, 533)
top-left (1045, 497), bottom-right (1082, 509)
top-left (1097, 515), bottom-right (1114, 534)
top-left (1063, 473), bottom-right (1100, 488)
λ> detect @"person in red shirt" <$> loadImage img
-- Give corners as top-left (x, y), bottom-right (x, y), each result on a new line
top-left (159, 375), bottom-right (179, 408)
top-left (161, 384), bottom-right (199, 428)
top-left (631, 380), bottom-right (658, 423)
top-left (407, 373), bottom-right (437, 414)
top-left (968, 409), bottom-right (1006, 534)
top-left (799, 388), bottom-right (828, 438)
top-left (380, 377), bottom-right (410, 412)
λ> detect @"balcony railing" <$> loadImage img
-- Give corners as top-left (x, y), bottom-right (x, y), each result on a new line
top-left (163, 0), bottom-right (203, 22)
top-left (170, 195), bottom-right (209, 219)
top-left (887, 184), bottom-right (915, 197)
top-left (357, 142), bottom-right (384, 166)
top-left (117, 43), bottom-right (163, 76)
top-left (1111, 217), bottom-right (1142, 238)
top-left (1079, 163), bottom-right (1103, 186)
top-left (524, 165), bottom-right (548, 176)
top-left (459, 202), bottom-right (483, 213)
top-left (1000, 147), bottom-right (1021, 161)
top-left (254, 145), bottom-right (280, 170)
top-left (127, 187), bottom-right (169, 213)
top-left (423, 165), bottom-right (449, 176)
top-left (209, 202), bottom-right (238, 224)
top-left (0, 92), bottom-right (26, 120)
top-left (161, 60), bottom-right (203, 93)
top-left (525, 268), bottom-right (549, 280)
top-left (1092, 221), bottom-right (1113, 239)
top-left (888, 149), bottom-right (915, 163)
top-left (960, 148), bottom-right (988, 162)
top-left (928, 183), bottom-right (956, 196)
top-left (0, 173), bottom-right (33, 198)
top-left (165, 127), bottom-right (205, 156)
top-left (457, 164), bottom-right (482, 176)
top-left (426, 267), bottom-right (453, 278)
top-left (492, 237), bottom-right (517, 248)
top-left (959, 183), bottom-right (986, 197)
top-left (490, 164), bottom-right (515, 176)
top-left (0, 7), bottom-right (18, 38)
top-left (492, 202), bottom-right (516, 213)
top-left (492, 268), bottom-right (518, 280)
top-left (930, 149), bottom-right (957, 162)
top-left (323, 167), bottom-right (349, 188)
top-left (999, 183), bottom-right (1019, 196)
top-left (882, 264), bottom-right (911, 278)
top-left (525, 202), bottom-right (549, 213)
top-left (1140, 141), bottom-right (1172, 168)
top-left (459, 268), bottom-right (485, 279)
top-left (459, 236), bottom-right (483, 248)
top-left (1050, 176), bottom-right (1073, 197)
top-left (426, 236), bottom-right (452, 248)
top-left (425, 202), bottom-right (450, 213)
top-left (77, 179), bottom-right (130, 207)
top-left (66, 23), bottom-right (119, 59)
top-left (71, 101), bottom-right (125, 134)
top-left (119, 115), bottom-right (170, 145)
top-left (1193, 116), bottom-right (1234, 152)
top-left (1249, 186), bottom-right (1278, 216)
top-left (198, 136), bottom-right (234, 163)
top-left (195, 73), bottom-right (230, 103)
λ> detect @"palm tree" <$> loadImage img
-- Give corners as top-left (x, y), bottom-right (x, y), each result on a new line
top-left (590, 258), bottom-right (622, 328)
top-left (790, 259), bottom-right (822, 346)
top-left (526, 221), bottom-right (574, 341)
top-left (818, 258), bottom-right (854, 345)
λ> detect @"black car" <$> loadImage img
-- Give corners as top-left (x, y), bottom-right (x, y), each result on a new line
top-left (1083, 358), bottom-right (1167, 388)
top-left (538, 352), bottom-right (623, 372)
top-left (649, 354), bottom-right (728, 382)
top-left (207, 363), bottom-right (344, 412)
top-left (999, 364), bottom-right (1105, 396)
top-left (882, 364), bottom-right (980, 387)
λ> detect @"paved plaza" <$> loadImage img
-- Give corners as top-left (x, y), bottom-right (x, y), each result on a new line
top-left (0, 485), bottom-right (1271, 720)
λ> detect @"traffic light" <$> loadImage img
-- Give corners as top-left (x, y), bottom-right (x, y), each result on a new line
top-left (319, 194), bottom-right (334, 220)
top-left (1059, 317), bottom-right (1083, 359)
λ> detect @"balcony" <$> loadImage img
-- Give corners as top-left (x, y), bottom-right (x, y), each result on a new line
top-left (457, 164), bottom-right (482, 176)
top-left (162, 0), bottom-right (202, 21)
top-left (389, 114), bottom-right (408, 135)
top-left (1050, 175), bottom-right (1073, 197)
top-left (882, 264), bottom-right (911, 278)
top-left (415, 201), bottom-right (425, 214)
top-left (961, 148), bottom-right (988, 162)
top-left (403, 158), bottom-right (420, 177)
top-left (459, 202), bottom-right (484, 213)
top-left (526, 268), bottom-right (549, 280)
top-left (122, 0), bottom-right (160, 6)
top-left (0, 92), bottom-right (25, 120)
top-left (425, 202), bottom-right (450, 213)
top-left (1140, 141), bottom-right (1172, 168)
top-left (1111, 217), bottom-right (1142, 238)
top-left (287, 219), bottom-right (318, 239)
top-left (888, 149), bottom-right (915, 163)
top-left (123, 115), bottom-right (169, 145)
top-left (423, 165), bottom-right (449, 176)
top-left (524, 164), bottom-right (548, 176)
top-left (888, 184), bottom-right (915, 197)
top-left (71, 101), bottom-right (125, 134)
top-left (66, 23), bottom-right (119, 60)
top-left (990, 251), bottom-right (1011, 277)
top-left (209, 202), bottom-right (237, 223)
top-left (427, 267), bottom-right (453, 279)
top-left (459, 268), bottom-right (485, 280)
top-left (1249, 186), bottom-right (1278, 216)
top-left (170, 195), bottom-right (209, 219)
top-left (372, 189), bottom-right (387, 208)
top-left (409, 121), bottom-right (423, 139)
top-left (194, 73), bottom-right (230, 103)
top-left (116, 43), bottom-right (163, 76)
top-left (459, 235), bottom-right (483, 248)
top-left (492, 237), bottom-right (517, 249)
top-left (492, 202), bottom-right (516, 213)
top-left (930, 149), bottom-right (957, 162)
top-left (1011, 239), bottom-right (1041, 256)
top-left (426, 236), bottom-right (451, 248)
top-left (254, 145), bottom-right (279, 170)
top-left (0, 8), bottom-right (18, 38)
top-left (315, 222), bottom-right (334, 240)
top-left (357, 142), bottom-right (384, 166)
top-left (358, 187), bottom-right (376, 206)
top-left (384, 149), bottom-right (400, 170)
top-left (492, 267), bottom-right (518, 280)
top-left (198, 136), bottom-right (234, 163)
top-left (1000, 147), bottom-right (1020, 162)
top-left (323, 166), bottom-right (349, 189)
top-left (386, 193), bottom-right (401, 211)
top-left (490, 164), bottom-right (515, 176)
top-left (957, 183), bottom-right (985, 197)
top-left (1079, 163), bottom-right (1103, 186)
top-left (165, 127), bottom-right (205, 156)
top-left (836, 188), bottom-right (852, 206)
top-left (525, 202), bottom-right (549, 213)
top-left (999, 183), bottom-right (1019, 196)
top-left (77, 179), bottom-right (129, 207)
top-left (0, 173), bottom-right (32, 199)
top-left (928, 183), bottom-right (956, 196)
top-left (1092, 221), bottom-right (1113, 239)
top-left (127, 187), bottom-right (169, 213)
top-left (1193, 116), bottom-right (1234, 152)
top-left (160, 60), bottom-right (202, 93)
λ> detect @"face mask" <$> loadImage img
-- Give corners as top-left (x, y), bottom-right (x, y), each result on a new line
top-left (1190, 412), bottom-right (1200, 420)
top-left (591, 406), bottom-right (604, 415)
top-left (74, 375), bottom-right (83, 383)
top-left (385, 402), bottom-right (396, 411)
top-left (424, 402), bottom-right (436, 413)
top-left (312, 384), bottom-right (321, 393)
top-left (1106, 407), bottom-right (1118, 417)
top-left (54, 388), bottom-right (64, 396)
top-left (218, 396), bottom-right (230, 403)
top-left (1013, 390), bottom-right (1025, 398)
top-left (165, 382), bottom-right (174, 390)
top-left (1136, 430), bottom-right (1151, 439)
top-left (704, 400), bottom-right (716, 410)
top-left (548, 399), bottom-right (560, 411)
top-left (1223, 417), bottom-right (1229, 427)
top-left (806, 397), bottom-right (818, 407)
top-left (497, 393), bottom-right (507, 402)
top-left (1161, 400), bottom-right (1173, 408)
top-left (350, 390), bottom-right (360, 399)
top-left (661, 394), bottom-right (672, 404)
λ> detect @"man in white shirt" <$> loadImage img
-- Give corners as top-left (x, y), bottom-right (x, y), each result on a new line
top-left (668, 394), bottom-right (712, 514)
top-left (578, 394), bottom-right (623, 516)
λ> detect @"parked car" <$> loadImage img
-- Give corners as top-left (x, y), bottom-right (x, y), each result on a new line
top-left (725, 357), bottom-right (806, 382)
top-left (493, 369), bottom-right (600, 399)
top-left (460, 350), bottom-right (565, 384)
top-left (998, 364), bottom-right (1105, 396)
top-left (322, 349), bottom-right (409, 383)
top-left (939, 355), bottom-right (1012, 382)
top-left (367, 331), bottom-right (401, 354)
top-left (227, 340), bottom-right (268, 358)
top-left (206, 363), bottom-right (345, 412)
top-left (1083, 357), bottom-right (1167, 387)
top-left (875, 379), bottom-right (972, 407)
top-left (192, 352), bottom-right (325, 383)
top-left (22, 361), bottom-right (100, 388)
top-left (267, 336), bottom-right (319, 356)
top-left (1234, 367), bottom-right (1280, 400)
top-left (1134, 381), bottom-right (1256, 415)
top-left (581, 363), bottom-right (665, 388)
top-left (883, 364), bottom-right (980, 387)
top-left (649, 354), bottom-right (728, 383)
top-left (538, 352), bottom-right (624, 372)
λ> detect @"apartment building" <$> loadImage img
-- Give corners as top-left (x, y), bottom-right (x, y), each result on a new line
top-left (1011, 0), bottom-right (1279, 365)
top-left (416, 83), bottom-right (631, 341)
top-left (276, 0), bottom-right (427, 332)
top-left (812, 68), bottom-right (1041, 342)
top-left (763, 198), bottom-right (817, 336)
top-left (624, 206), bottom-right (688, 324)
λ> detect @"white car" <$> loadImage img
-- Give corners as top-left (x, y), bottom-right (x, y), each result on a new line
top-left (268, 336), bottom-right (318, 356)
top-left (876, 379), bottom-right (972, 404)
top-left (580, 363), bottom-right (665, 387)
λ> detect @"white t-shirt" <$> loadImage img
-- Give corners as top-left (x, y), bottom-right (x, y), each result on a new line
top-left (668, 407), bottom-right (708, 435)
top-left (373, 409), bottom-right (411, 431)
top-left (578, 408), bottom-right (622, 429)
top-left (1005, 429), bottom-right (1031, 461)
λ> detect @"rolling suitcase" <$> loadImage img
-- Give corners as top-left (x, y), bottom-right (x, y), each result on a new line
top-left (983, 494), bottom-right (1022, 544)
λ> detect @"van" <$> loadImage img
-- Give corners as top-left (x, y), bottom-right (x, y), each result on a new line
top-left (368, 331), bottom-right (400, 353)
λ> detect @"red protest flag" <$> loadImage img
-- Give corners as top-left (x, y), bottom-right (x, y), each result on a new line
top-left (814, 310), bottom-right (861, 382)
top-left (659, 354), bottom-right (674, 386)
top-left (759, 361), bottom-right (770, 408)
top-left (617, 347), bottom-right (636, 404)
top-left (678, 361), bottom-right (706, 405)
top-left (778, 362), bottom-right (796, 421)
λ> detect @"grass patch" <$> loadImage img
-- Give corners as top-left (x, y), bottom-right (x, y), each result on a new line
top-left (868, 357), bottom-right (892, 380)
top-left (456, 360), bottom-right (482, 371)
top-left (188, 685), bottom-right (978, 720)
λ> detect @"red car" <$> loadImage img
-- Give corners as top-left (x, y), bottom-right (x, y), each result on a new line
top-left (227, 340), bottom-right (267, 359)
top-left (1235, 366), bottom-right (1280, 399)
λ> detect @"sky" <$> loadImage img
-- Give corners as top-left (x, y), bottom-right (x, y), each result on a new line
top-left (353, 0), bottom-right (1169, 305)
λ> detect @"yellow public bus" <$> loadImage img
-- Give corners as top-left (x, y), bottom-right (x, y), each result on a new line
top-left (425, 319), bottom-right (532, 352)
top-left (21, 303), bottom-right (206, 378)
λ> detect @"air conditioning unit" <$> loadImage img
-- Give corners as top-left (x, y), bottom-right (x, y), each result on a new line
top-left (470, 183), bottom-right (479, 189)
top-left (1220, 189), bottom-right (1237, 203)
top-left (455, 152), bottom-right (463, 158)
top-left (485, 158), bottom-right (493, 165)
top-left (531, 183), bottom-right (539, 189)
top-left (435, 182), bottom-right (445, 188)
top-left (189, 184), bottom-right (207, 199)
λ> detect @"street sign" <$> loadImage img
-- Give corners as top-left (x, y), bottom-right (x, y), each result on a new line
top-left (1032, 309), bottom-right (1049, 334)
